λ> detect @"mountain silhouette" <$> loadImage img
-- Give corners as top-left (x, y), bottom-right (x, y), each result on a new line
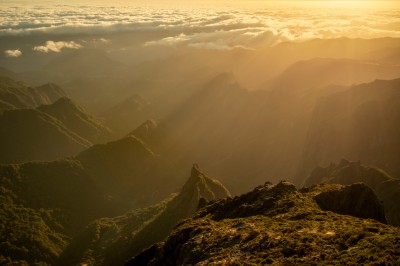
top-left (0, 76), bottom-right (66, 111)
top-left (298, 78), bottom-right (400, 181)
top-left (38, 97), bottom-right (113, 143)
top-left (0, 96), bottom-right (113, 163)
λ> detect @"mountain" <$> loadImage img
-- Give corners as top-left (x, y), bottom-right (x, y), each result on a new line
top-left (0, 133), bottom-right (186, 265)
top-left (128, 119), bottom-right (158, 142)
top-left (60, 164), bottom-right (230, 266)
top-left (38, 97), bottom-right (113, 143)
top-left (298, 78), bottom-right (400, 181)
top-left (33, 83), bottom-right (68, 103)
top-left (264, 58), bottom-right (400, 92)
top-left (0, 97), bottom-right (114, 164)
top-left (0, 76), bottom-right (66, 111)
top-left (102, 94), bottom-right (150, 136)
top-left (0, 159), bottom-right (115, 265)
top-left (129, 181), bottom-right (398, 265)
top-left (148, 73), bottom-right (310, 194)
top-left (0, 108), bottom-right (91, 163)
top-left (304, 159), bottom-right (400, 226)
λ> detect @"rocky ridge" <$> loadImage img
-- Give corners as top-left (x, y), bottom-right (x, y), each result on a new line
top-left (128, 181), bottom-right (398, 265)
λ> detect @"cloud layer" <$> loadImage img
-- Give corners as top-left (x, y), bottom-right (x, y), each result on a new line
top-left (33, 41), bottom-right (82, 53)
top-left (4, 49), bottom-right (22, 57)
top-left (0, 2), bottom-right (399, 49)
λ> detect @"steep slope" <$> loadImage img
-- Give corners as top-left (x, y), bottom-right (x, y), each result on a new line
top-left (60, 164), bottom-right (230, 266)
top-left (128, 119), bottom-right (158, 142)
top-left (0, 108), bottom-right (91, 163)
top-left (76, 136), bottom-right (161, 204)
top-left (0, 76), bottom-right (66, 111)
top-left (0, 159), bottom-right (114, 265)
top-left (0, 134), bottom-right (185, 265)
top-left (0, 96), bottom-right (116, 164)
top-left (38, 97), bottom-right (113, 143)
top-left (298, 78), bottom-right (400, 181)
top-left (34, 83), bottom-right (68, 103)
top-left (129, 181), bottom-right (398, 265)
top-left (304, 159), bottom-right (400, 226)
top-left (102, 94), bottom-right (150, 136)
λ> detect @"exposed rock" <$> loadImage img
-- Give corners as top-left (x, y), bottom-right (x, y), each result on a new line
top-left (312, 183), bottom-right (387, 223)
top-left (60, 164), bottom-right (230, 266)
top-left (305, 160), bottom-right (400, 225)
top-left (128, 181), bottom-right (399, 265)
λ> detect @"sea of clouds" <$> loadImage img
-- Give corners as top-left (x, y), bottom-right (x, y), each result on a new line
top-left (1, 2), bottom-right (400, 51)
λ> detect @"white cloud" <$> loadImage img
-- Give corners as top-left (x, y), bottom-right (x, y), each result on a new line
top-left (4, 49), bottom-right (22, 58)
top-left (0, 4), bottom-right (399, 49)
top-left (32, 41), bottom-right (82, 53)
top-left (145, 28), bottom-right (291, 50)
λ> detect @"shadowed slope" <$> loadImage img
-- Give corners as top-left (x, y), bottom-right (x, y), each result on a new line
top-left (0, 76), bottom-right (66, 111)
top-left (305, 159), bottom-right (400, 225)
top-left (0, 108), bottom-right (91, 163)
top-left (38, 97), bottom-right (113, 143)
top-left (60, 164), bottom-right (230, 266)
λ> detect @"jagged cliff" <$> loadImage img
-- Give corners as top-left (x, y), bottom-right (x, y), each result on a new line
top-left (60, 164), bottom-right (230, 266)
top-left (129, 181), bottom-right (398, 265)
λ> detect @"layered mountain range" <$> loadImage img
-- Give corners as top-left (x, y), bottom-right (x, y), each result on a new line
top-left (0, 130), bottom-right (224, 265)
top-left (0, 76), bottom-right (65, 111)
top-left (1, 36), bottom-right (400, 265)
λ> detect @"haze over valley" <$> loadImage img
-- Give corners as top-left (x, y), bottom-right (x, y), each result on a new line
top-left (1, 1), bottom-right (400, 265)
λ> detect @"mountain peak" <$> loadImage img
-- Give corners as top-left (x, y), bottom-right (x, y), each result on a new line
top-left (128, 119), bottom-right (157, 140)
top-left (180, 164), bottom-right (231, 203)
top-left (38, 96), bottom-right (113, 143)
top-left (191, 163), bottom-right (201, 177)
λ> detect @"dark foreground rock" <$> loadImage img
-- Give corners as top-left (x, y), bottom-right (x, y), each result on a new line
top-left (128, 181), bottom-right (400, 265)
top-left (305, 159), bottom-right (400, 225)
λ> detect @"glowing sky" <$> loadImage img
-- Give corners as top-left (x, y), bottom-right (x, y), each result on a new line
top-left (0, 1), bottom-right (399, 50)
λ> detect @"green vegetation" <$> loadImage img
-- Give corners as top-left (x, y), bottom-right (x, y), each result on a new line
top-left (0, 88), bottom-right (114, 164)
top-left (60, 164), bottom-right (230, 266)
top-left (0, 109), bottom-right (92, 163)
top-left (130, 181), bottom-right (400, 265)
top-left (0, 133), bottom-right (199, 265)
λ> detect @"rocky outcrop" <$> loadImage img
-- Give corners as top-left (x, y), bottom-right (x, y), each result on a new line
top-left (128, 181), bottom-right (398, 265)
top-left (305, 159), bottom-right (400, 225)
top-left (311, 183), bottom-right (387, 223)
top-left (60, 164), bottom-right (230, 266)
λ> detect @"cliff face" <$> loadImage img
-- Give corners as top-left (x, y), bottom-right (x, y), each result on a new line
top-left (306, 183), bottom-right (387, 224)
top-left (305, 159), bottom-right (400, 225)
top-left (128, 181), bottom-right (398, 266)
